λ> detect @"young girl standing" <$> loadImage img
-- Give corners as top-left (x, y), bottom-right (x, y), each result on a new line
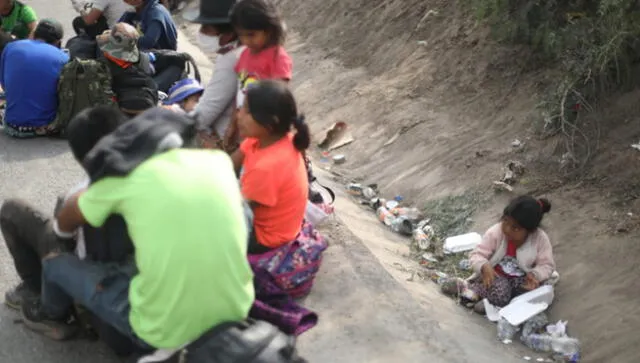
top-left (442, 195), bottom-right (557, 313)
top-left (230, 80), bottom-right (308, 254)
top-left (225, 0), bottom-right (292, 148)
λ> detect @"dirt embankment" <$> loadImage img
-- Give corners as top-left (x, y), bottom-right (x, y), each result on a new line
top-left (276, 0), bottom-right (640, 361)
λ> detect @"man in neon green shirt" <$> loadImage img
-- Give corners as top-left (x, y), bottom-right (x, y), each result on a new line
top-left (0, 0), bottom-right (37, 39)
top-left (20, 121), bottom-right (255, 349)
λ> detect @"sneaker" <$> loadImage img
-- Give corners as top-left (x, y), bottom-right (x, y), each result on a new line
top-left (4, 282), bottom-right (39, 311)
top-left (21, 299), bottom-right (79, 340)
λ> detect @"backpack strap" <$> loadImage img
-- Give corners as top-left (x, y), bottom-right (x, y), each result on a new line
top-left (184, 53), bottom-right (201, 83)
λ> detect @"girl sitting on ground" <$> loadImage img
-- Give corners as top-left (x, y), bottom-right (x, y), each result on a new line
top-left (162, 78), bottom-right (204, 113)
top-left (442, 195), bottom-right (556, 313)
top-left (224, 0), bottom-right (292, 149)
top-left (231, 80), bottom-right (325, 298)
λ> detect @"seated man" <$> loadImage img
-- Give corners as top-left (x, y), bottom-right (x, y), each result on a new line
top-left (0, 19), bottom-right (68, 138)
top-left (120, 0), bottom-right (177, 51)
top-left (97, 22), bottom-right (158, 117)
top-left (184, 0), bottom-right (242, 150)
top-left (1, 105), bottom-right (129, 312)
top-left (71, 0), bottom-right (133, 39)
top-left (21, 108), bottom-right (254, 355)
top-left (0, 0), bottom-right (37, 40)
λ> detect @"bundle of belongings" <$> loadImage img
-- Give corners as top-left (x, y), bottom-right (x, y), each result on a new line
top-left (50, 23), bottom-right (157, 136)
top-left (80, 108), bottom-right (314, 362)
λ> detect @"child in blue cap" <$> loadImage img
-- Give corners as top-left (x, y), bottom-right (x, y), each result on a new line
top-left (163, 78), bottom-right (204, 113)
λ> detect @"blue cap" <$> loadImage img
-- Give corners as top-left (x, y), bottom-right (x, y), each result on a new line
top-left (164, 78), bottom-right (204, 105)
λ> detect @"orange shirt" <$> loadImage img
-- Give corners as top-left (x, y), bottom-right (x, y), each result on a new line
top-left (240, 133), bottom-right (309, 248)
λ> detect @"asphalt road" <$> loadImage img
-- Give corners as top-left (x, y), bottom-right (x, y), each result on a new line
top-left (0, 1), bottom-right (525, 362)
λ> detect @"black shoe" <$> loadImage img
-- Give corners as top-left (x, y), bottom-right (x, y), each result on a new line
top-left (21, 299), bottom-right (79, 340)
top-left (4, 282), bottom-right (39, 311)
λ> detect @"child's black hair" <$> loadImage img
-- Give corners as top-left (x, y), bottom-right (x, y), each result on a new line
top-left (245, 80), bottom-right (310, 151)
top-left (230, 0), bottom-right (285, 46)
top-left (503, 195), bottom-right (552, 232)
top-left (66, 105), bottom-right (128, 163)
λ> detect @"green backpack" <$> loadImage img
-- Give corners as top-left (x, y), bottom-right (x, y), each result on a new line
top-left (50, 58), bottom-right (116, 137)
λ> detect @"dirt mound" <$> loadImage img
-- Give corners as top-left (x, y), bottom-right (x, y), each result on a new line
top-left (276, 0), bottom-right (640, 361)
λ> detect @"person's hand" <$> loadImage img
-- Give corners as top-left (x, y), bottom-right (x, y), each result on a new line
top-left (223, 118), bottom-right (239, 152)
top-left (481, 263), bottom-right (496, 289)
top-left (522, 272), bottom-right (540, 291)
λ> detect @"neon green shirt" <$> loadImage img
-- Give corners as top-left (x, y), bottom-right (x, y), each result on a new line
top-left (78, 149), bottom-right (254, 349)
top-left (0, 1), bottom-right (37, 39)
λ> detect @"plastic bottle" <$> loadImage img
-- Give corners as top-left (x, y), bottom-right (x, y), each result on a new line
top-left (551, 336), bottom-right (580, 357)
top-left (390, 215), bottom-right (414, 236)
top-left (392, 207), bottom-right (422, 221)
top-left (497, 318), bottom-right (519, 341)
top-left (376, 206), bottom-right (395, 226)
top-left (522, 333), bottom-right (554, 352)
top-left (412, 221), bottom-right (434, 250)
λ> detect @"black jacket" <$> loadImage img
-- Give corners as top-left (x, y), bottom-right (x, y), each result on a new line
top-left (105, 52), bottom-right (158, 113)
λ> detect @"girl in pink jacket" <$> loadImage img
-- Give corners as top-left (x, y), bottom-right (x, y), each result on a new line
top-left (443, 195), bottom-right (556, 311)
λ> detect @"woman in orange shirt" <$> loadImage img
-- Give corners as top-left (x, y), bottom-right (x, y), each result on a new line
top-left (231, 80), bottom-right (309, 254)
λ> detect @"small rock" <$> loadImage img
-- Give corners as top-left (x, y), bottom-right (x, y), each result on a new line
top-left (417, 40), bottom-right (427, 46)
top-left (333, 154), bottom-right (346, 164)
top-left (511, 139), bottom-right (522, 148)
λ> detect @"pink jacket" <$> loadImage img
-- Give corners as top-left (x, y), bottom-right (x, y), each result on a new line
top-left (469, 223), bottom-right (556, 282)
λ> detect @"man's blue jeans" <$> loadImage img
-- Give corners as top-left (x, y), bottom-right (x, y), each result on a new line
top-left (41, 253), bottom-right (150, 349)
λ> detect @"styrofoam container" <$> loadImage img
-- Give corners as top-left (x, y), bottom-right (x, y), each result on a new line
top-left (511, 285), bottom-right (554, 306)
top-left (499, 300), bottom-right (549, 326)
top-left (443, 232), bottom-right (482, 254)
top-left (305, 201), bottom-right (329, 226)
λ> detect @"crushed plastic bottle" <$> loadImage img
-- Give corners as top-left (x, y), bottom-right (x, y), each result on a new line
top-left (412, 220), bottom-right (435, 250)
top-left (497, 318), bottom-right (519, 341)
top-left (522, 334), bottom-right (580, 359)
top-left (392, 207), bottom-right (422, 221)
top-left (376, 206), bottom-right (395, 226)
top-left (390, 215), bottom-right (414, 236)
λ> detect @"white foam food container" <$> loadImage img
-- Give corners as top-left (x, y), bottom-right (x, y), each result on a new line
top-left (499, 300), bottom-right (549, 326)
top-left (443, 232), bottom-right (482, 254)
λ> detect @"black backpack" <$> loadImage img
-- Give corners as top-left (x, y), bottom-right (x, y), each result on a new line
top-left (151, 49), bottom-right (201, 92)
top-left (65, 34), bottom-right (98, 60)
top-left (180, 319), bottom-right (307, 363)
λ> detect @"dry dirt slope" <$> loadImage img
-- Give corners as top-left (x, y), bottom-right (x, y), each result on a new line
top-left (276, 0), bottom-right (640, 362)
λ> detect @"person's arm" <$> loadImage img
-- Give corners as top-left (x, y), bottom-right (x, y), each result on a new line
top-left (193, 52), bottom-right (238, 131)
top-left (0, 44), bottom-right (7, 88)
top-left (137, 20), bottom-right (162, 50)
top-left (56, 191), bottom-right (88, 233)
top-left (271, 47), bottom-right (292, 81)
top-left (58, 177), bottom-right (127, 233)
top-left (230, 148), bottom-right (244, 175)
top-left (530, 232), bottom-right (556, 282)
top-left (469, 224), bottom-right (501, 274)
top-left (21, 6), bottom-right (38, 38)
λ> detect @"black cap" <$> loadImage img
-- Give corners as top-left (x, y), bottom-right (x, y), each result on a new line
top-left (183, 0), bottom-right (236, 25)
top-left (34, 18), bottom-right (64, 43)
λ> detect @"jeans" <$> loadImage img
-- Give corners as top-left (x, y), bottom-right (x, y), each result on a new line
top-left (153, 65), bottom-right (184, 94)
top-left (0, 199), bottom-right (53, 291)
top-left (41, 253), bottom-right (151, 350)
